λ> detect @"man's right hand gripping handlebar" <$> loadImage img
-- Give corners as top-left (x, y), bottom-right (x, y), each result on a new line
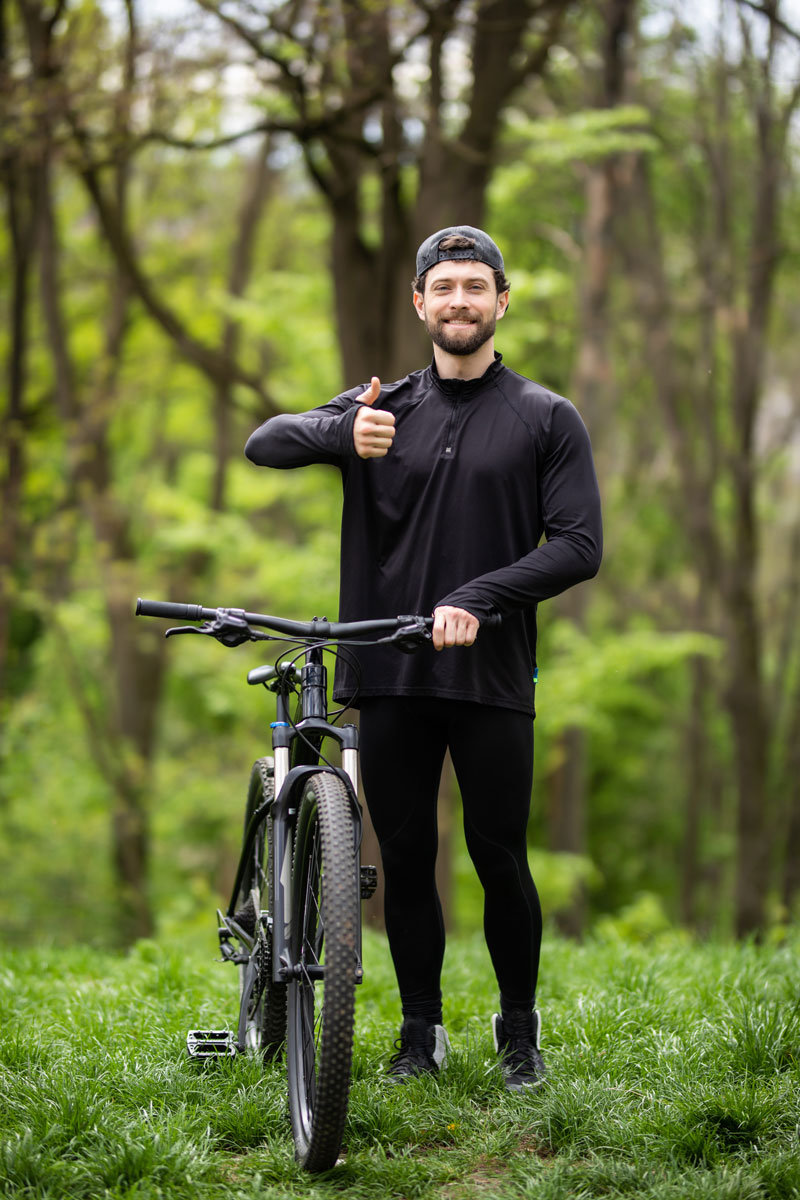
top-left (432, 605), bottom-right (481, 651)
top-left (353, 377), bottom-right (396, 459)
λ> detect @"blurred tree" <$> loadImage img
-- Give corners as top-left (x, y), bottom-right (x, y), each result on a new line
top-left (482, 0), bottom-right (799, 934)
top-left (616, 0), bottom-right (800, 935)
top-left (3, 0), bottom-right (799, 948)
top-left (10, 0), bottom-right (165, 941)
top-left (180, 0), bottom-right (579, 381)
top-left (1, 0), bottom-right (284, 941)
top-left (545, 0), bottom-right (635, 937)
top-left (0, 0), bottom-right (42, 695)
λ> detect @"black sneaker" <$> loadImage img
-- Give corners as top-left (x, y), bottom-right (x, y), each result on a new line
top-left (492, 1009), bottom-right (546, 1091)
top-left (387, 1017), bottom-right (450, 1080)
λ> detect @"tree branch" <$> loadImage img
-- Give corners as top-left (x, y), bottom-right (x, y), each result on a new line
top-left (460, 0), bottom-right (571, 162)
top-left (735, 0), bottom-right (800, 44)
top-left (135, 108), bottom-right (384, 154)
top-left (68, 115), bottom-right (278, 409)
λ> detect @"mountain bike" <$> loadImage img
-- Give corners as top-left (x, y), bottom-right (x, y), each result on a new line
top-left (135, 597), bottom-right (436, 1172)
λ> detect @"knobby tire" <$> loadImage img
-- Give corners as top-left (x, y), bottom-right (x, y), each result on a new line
top-left (286, 772), bottom-right (359, 1172)
top-left (237, 757), bottom-right (286, 1059)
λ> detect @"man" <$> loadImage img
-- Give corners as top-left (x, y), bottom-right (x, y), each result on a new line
top-left (245, 225), bottom-right (602, 1090)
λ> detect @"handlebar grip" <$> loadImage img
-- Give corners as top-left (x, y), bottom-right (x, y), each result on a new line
top-left (136, 598), bottom-right (211, 621)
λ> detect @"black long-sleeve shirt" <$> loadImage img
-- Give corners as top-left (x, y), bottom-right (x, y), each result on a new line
top-left (245, 355), bottom-right (602, 715)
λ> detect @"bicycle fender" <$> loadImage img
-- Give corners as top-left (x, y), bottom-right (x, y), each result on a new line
top-left (271, 765), bottom-right (357, 819)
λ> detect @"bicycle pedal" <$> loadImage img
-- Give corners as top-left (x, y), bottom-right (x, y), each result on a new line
top-left (360, 864), bottom-right (378, 899)
top-left (186, 1029), bottom-right (238, 1062)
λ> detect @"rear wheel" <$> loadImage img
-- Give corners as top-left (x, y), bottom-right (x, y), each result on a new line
top-left (286, 772), bottom-right (359, 1171)
top-left (236, 757), bottom-right (286, 1059)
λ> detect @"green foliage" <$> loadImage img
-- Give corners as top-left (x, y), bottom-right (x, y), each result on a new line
top-left (504, 104), bottom-right (659, 165)
top-left (594, 892), bottom-right (678, 943)
top-left (0, 601), bottom-right (117, 947)
top-left (536, 621), bottom-right (719, 741)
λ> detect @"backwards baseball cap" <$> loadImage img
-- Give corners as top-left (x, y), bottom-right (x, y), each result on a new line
top-left (415, 225), bottom-right (504, 277)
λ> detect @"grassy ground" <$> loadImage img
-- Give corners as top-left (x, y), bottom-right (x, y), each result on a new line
top-left (1, 925), bottom-right (798, 1199)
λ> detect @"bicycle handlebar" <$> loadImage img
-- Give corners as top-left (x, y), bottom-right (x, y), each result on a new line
top-left (136, 597), bottom-right (433, 640)
top-left (135, 598), bottom-right (500, 639)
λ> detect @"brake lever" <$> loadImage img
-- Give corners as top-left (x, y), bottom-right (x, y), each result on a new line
top-left (165, 612), bottom-right (254, 648)
top-left (383, 620), bottom-right (431, 655)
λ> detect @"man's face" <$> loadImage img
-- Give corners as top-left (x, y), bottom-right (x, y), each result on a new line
top-left (413, 260), bottom-right (509, 356)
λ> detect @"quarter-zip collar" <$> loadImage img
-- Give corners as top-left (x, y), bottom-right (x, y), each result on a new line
top-left (428, 352), bottom-right (504, 398)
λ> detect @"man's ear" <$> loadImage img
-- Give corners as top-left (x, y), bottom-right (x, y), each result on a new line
top-left (412, 290), bottom-right (426, 322)
top-left (497, 290), bottom-right (510, 319)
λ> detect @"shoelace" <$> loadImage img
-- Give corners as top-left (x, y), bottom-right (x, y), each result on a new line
top-left (501, 1035), bottom-right (540, 1073)
top-left (388, 1026), bottom-right (434, 1072)
top-left (499, 1012), bottom-right (539, 1073)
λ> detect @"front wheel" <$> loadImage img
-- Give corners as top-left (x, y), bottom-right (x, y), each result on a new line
top-left (286, 772), bottom-right (360, 1171)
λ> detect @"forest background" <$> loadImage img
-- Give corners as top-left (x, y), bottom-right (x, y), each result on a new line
top-left (1, 0), bottom-right (799, 953)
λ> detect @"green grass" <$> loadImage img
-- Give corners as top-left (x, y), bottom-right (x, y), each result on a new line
top-left (1, 927), bottom-right (799, 1198)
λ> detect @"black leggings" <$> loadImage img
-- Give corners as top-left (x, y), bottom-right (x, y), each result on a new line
top-left (359, 696), bottom-right (542, 1023)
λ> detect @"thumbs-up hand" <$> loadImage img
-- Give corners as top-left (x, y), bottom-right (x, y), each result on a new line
top-left (353, 377), bottom-right (396, 459)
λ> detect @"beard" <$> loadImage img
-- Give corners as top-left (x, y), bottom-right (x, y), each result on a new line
top-left (424, 311), bottom-right (497, 356)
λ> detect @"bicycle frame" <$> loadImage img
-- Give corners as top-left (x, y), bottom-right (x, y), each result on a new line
top-left (225, 645), bottom-right (365, 987)
top-left (134, 596), bottom-right (439, 997)
top-left (134, 595), bottom-right (491, 1169)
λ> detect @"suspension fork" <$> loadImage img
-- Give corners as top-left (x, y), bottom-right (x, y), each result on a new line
top-left (269, 661), bottom-right (363, 982)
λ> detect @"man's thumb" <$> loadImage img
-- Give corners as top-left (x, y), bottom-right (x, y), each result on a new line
top-left (362, 376), bottom-right (381, 406)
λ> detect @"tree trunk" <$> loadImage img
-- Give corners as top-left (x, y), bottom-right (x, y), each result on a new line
top-left (38, 217), bottom-right (162, 940)
top-left (28, 2), bottom-right (163, 943)
top-left (547, 0), bottom-right (634, 936)
top-left (103, 564), bottom-right (169, 943)
top-left (781, 698), bottom-right (800, 914)
top-left (680, 652), bottom-right (714, 927)
top-left (726, 556), bottom-right (770, 937)
top-left (212, 133), bottom-right (275, 511)
top-left (292, 0), bottom-right (573, 383)
top-left (618, 0), bottom-right (800, 936)
top-left (547, 723), bottom-right (587, 936)
top-left (724, 36), bottom-right (788, 934)
top-left (0, 155), bottom-right (39, 698)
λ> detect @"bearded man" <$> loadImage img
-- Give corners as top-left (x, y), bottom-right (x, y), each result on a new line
top-left (245, 226), bottom-right (603, 1090)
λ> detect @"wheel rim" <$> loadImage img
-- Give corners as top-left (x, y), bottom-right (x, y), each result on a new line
top-left (294, 816), bottom-right (324, 1139)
